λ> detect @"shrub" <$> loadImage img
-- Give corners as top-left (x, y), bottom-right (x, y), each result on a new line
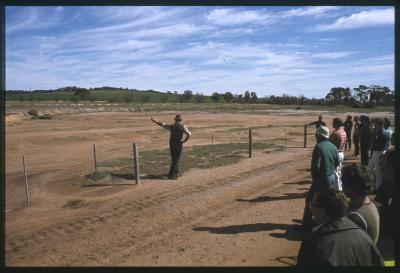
top-left (27, 109), bottom-right (39, 118)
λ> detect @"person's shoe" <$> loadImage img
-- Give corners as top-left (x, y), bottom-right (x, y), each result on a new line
top-left (168, 176), bottom-right (178, 180)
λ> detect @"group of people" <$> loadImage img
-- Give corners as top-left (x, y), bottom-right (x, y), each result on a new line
top-left (297, 114), bottom-right (395, 266)
top-left (150, 113), bottom-right (395, 266)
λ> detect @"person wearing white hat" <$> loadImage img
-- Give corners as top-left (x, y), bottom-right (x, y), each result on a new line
top-left (298, 126), bottom-right (340, 232)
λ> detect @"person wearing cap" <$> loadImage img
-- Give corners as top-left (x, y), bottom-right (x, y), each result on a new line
top-left (299, 126), bottom-right (340, 232)
top-left (308, 114), bottom-right (326, 129)
top-left (358, 115), bottom-right (373, 166)
top-left (151, 115), bottom-right (191, 179)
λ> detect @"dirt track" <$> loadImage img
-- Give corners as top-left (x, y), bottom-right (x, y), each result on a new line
top-left (5, 109), bottom-right (394, 266)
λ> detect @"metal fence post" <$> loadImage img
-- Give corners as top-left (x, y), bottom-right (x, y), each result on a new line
top-left (249, 128), bottom-right (252, 158)
top-left (22, 156), bottom-right (30, 205)
top-left (133, 143), bottom-right (140, 184)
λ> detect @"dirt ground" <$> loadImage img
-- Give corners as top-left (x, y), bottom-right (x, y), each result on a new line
top-left (5, 107), bottom-right (395, 266)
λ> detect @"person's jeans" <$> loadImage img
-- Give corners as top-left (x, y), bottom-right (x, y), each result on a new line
top-left (168, 143), bottom-right (182, 178)
top-left (353, 133), bottom-right (360, 156)
top-left (368, 150), bottom-right (385, 190)
top-left (301, 173), bottom-right (337, 230)
top-left (345, 130), bottom-right (352, 150)
top-left (333, 152), bottom-right (344, 191)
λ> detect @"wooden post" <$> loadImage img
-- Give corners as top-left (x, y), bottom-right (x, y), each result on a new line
top-left (211, 133), bottom-right (215, 161)
top-left (304, 125), bottom-right (307, 148)
top-left (284, 127), bottom-right (287, 147)
top-left (249, 128), bottom-right (252, 158)
top-left (22, 156), bottom-right (30, 205)
top-left (93, 144), bottom-right (97, 171)
top-left (133, 143), bottom-right (140, 184)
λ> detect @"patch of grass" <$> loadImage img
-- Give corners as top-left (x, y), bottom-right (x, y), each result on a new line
top-left (91, 142), bottom-right (285, 179)
top-left (98, 158), bottom-right (132, 168)
top-left (63, 199), bottom-right (82, 208)
top-left (287, 131), bottom-right (304, 136)
top-left (87, 171), bottom-right (109, 180)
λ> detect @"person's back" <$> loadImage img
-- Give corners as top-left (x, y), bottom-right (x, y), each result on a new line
top-left (342, 163), bottom-right (380, 244)
top-left (298, 217), bottom-right (383, 266)
top-left (312, 139), bottom-right (338, 179)
top-left (169, 122), bottom-right (185, 144)
top-left (348, 202), bottom-right (380, 245)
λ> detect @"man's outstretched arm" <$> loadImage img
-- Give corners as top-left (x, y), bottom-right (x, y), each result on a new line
top-left (151, 118), bottom-right (163, 127)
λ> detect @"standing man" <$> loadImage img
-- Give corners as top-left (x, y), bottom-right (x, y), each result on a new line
top-left (308, 114), bottom-right (326, 129)
top-left (359, 115), bottom-right (373, 166)
top-left (297, 188), bottom-right (384, 266)
top-left (329, 118), bottom-right (347, 191)
top-left (352, 116), bottom-right (361, 157)
top-left (343, 115), bottom-right (353, 151)
top-left (368, 118), bottom-right (391, 191)
top-left (299, 126), bottom-right (339, 232)
top-left (151, 114), bottom-right (191, 180)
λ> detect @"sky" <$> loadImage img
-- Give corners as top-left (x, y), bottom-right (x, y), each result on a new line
top-left (5, 6), bottom-right (394, 98)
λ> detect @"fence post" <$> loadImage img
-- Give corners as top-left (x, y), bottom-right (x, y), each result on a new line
top-left (22, 156), bottom-right (30, 205)
top-left (93, 144), bottom-right (97, 171)
top-left (304, 125), bottom-right (307, 148)
top-left (133, 143), bottom-right (140, 184)
top-left (284, 127), bottom-right (287, 147)
top-left (211, 133), bottom-right (215, 161)
top-left (249, 128), bottom-right (252, 158)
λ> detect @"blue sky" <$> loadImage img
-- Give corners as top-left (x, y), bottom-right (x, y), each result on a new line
top-left (6, 6), bottom-right (394, 98)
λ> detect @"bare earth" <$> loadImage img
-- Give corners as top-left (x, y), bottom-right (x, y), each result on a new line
top-left (5, 108), bottom-right (394, 266)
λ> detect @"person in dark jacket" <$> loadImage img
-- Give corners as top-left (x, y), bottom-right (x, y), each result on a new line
top-left (358, 115), bottom-right (373, 166)
top-left (352, 116), bottom-right (361, 157)
top-left (297, 188), bottom-right (384, 266)
top-left (298, 126), bottom-right (339, 232)
top-left (151, 115), bottom-right (191, 179)
top-left (343, 115), bottom-right (353, 150)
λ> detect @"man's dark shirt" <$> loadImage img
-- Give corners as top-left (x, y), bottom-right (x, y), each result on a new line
top-left (309, 120), bottom-right (326, 129)
top-left (343, 120), bottom-right (353, 132)
top-left (371, 128), bottom-right (391, 151)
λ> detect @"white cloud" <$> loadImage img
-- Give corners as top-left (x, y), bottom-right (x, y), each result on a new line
top-left (205, 8), bottom-right (274, 25)
top-left (312, 8), bottom-right (394, 31)
top-left (311, 51), bottom-right (354, 59)
top-left (282, 6), bottom-right (339, 18)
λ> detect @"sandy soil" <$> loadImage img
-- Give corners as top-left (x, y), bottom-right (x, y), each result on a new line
top-left (5, 108), bottom-right (394, 266)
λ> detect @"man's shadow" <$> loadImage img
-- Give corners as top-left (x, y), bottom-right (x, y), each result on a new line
top-left (193, 221), bottom-right (307, 241)
top-left (235, 192), bottom-right (307, 203)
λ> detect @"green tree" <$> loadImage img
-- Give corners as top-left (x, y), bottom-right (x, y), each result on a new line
top-left (194, 93), bottom-right (206, 103)
top-left (182, 90), bottom-right (193, 102)
top-left (250, 92), bottom-right (258, 103)
top-left (243, 91), bottom-right (251, 103)
top-left (211, 92), bottom-right (221, 103)
top-left (223, 92), bottom-right (233, 103)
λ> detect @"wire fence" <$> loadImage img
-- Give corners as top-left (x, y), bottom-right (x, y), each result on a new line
top-left (6, 123), bottom-right (315, 212)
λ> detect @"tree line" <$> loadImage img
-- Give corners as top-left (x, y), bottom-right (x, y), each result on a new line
top-left (6, 84), bottom-right (394, 107)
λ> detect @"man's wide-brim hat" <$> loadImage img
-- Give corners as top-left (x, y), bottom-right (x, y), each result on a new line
top-left (315, 126), bottom-right (329, 138)
top-left (175, 114), bottom-right (182, 120)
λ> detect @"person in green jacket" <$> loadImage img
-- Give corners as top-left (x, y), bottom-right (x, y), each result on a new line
top-left (297, 188), bottom-right (384, 266)
top-left (299, 126), bottom-right (340, 232)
